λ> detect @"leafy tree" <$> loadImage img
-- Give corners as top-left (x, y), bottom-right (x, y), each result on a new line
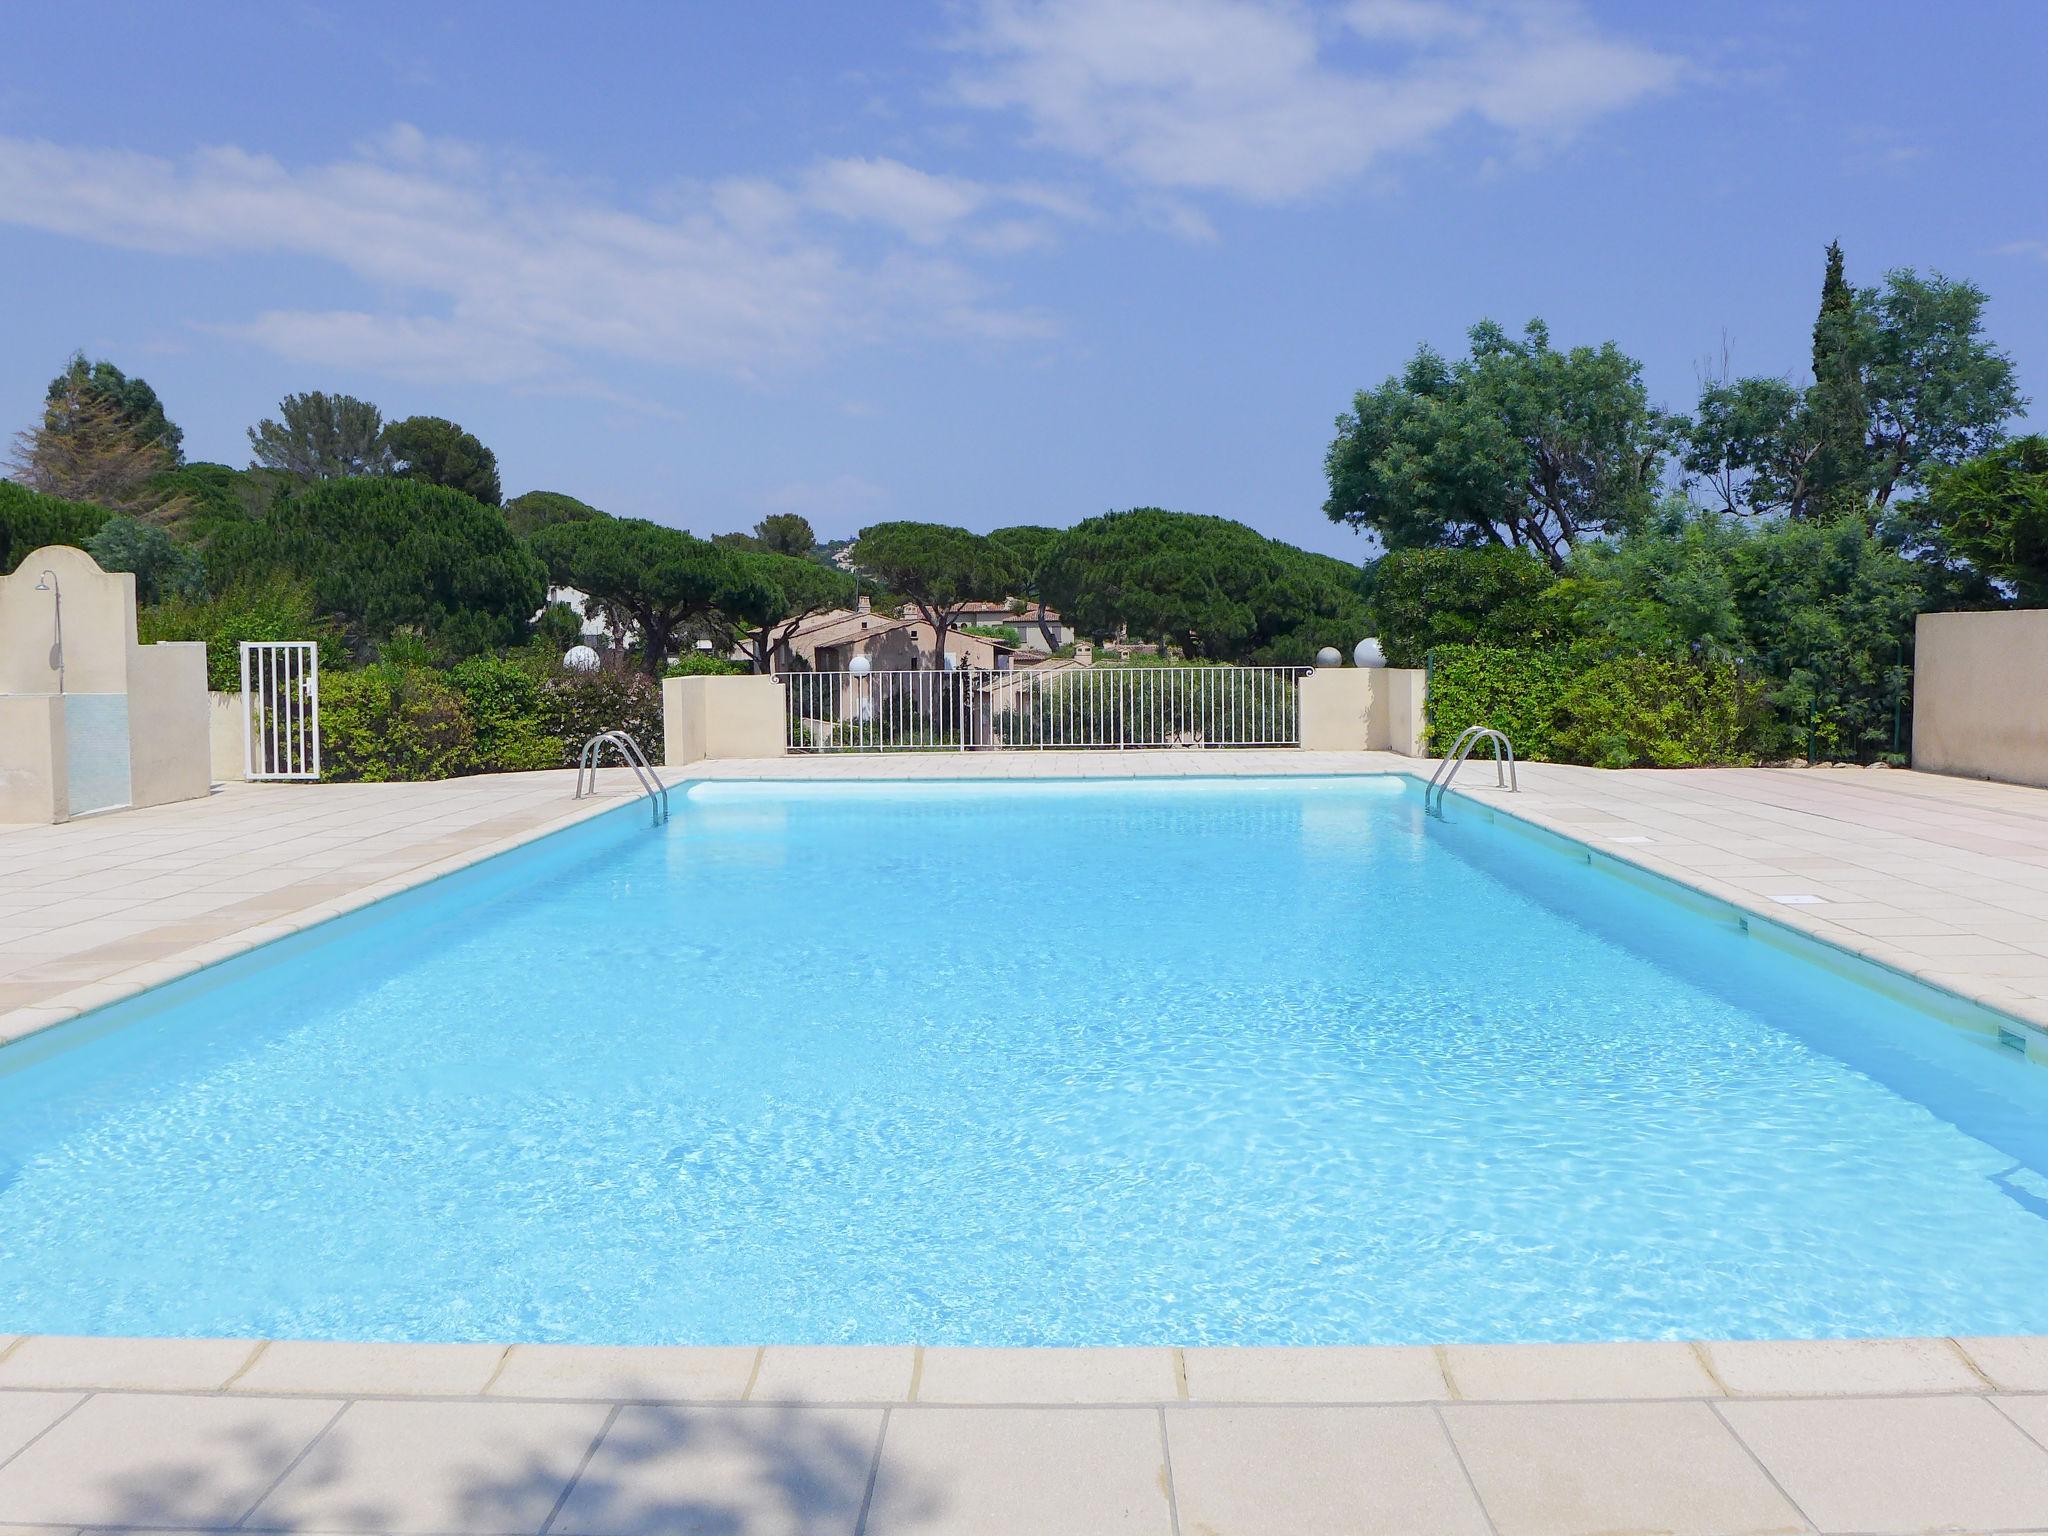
top-left (504, 489), bottom-right (604, 539)
top-left (714, 549), bottom-right (857, 672)
top-left (529, 516), bottom-right (742, 675)
top-left (228, 478), bottom-right (544, 654)
top-left (247, 392), bottom-right (392, 479)
top-left (385, 415), bottom-right (501, 505)
top-left (753, 512), bottom-right (816, 557)
top-left (87, 515), bottom-right (205, 604)
top-left (9, 374), bottom-right (190, 523)
top-left (1365, 546), bottom-right (1570, 667)
top-left (1912, 436), bottom-right (2048, 605)
top-left (145, 461), bottom-right (292, 553)
top-left (853, 521), bottom-right (1018, 669)
top-left (1325, 319), bottom-right (1673, 568)
top-left (1684, 264), bottom-right (2023, 522)
top-left (45, 353), bottom-right (183, 462)
top-left (1041, 508), bottom-right (1368, 663)
top-left (988, 524), bottom-right (1064, 649)
top-left (0, 481), bottom-right (111, 572)
top-left (1861, 269), bottom-right (2025, 508)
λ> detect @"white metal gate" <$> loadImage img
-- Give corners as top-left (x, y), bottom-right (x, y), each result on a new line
top-left (240, 641), bottom-right (321, 780)
top-left (782, 664), bottom-right (1305, 752)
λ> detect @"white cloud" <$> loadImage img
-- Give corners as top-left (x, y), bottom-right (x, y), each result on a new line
top-left (0, 129), bottom-right (1062, 391)
top-left (951, 0), bottom-right (1681, 202)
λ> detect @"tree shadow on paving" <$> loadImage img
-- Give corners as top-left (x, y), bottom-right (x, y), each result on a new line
top-left (74, 1390), bottom-right (942, 1535)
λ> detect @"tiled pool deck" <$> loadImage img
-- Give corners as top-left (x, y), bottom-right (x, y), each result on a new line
top-left (6, 754), bottom-right (2048, 1532)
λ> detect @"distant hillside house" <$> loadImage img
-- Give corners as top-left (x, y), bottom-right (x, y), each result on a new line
top-left (772, 596), bottom-right (1021, 673)
top-left (950, 600), bottom-right (1071, 652)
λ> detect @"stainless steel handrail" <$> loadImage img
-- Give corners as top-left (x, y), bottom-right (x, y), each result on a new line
top-left (575, 730), bottom-right (669, 824)
top-left (1425, 724), bottom-right (1516, 817)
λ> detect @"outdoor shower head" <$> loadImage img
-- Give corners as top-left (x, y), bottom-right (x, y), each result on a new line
top-left (34, 569), bottom-right (55, 591)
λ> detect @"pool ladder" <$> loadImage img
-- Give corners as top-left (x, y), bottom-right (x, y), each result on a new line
top-left (576, 731), bottom-right (669, 825)
top-left (1425, 725), bottom-right (1517, 818)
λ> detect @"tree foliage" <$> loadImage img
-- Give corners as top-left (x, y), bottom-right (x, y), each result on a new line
top-left (87, 516), bottom-right (205, 604)
top-left (715, 549), bottom-right (856, 672)
top-left (0, 481), bottom-right (111, 573)
top-left (504, 489), bottom-right (605, 539)
top-left (228, 478), bottom-right (544, 655)
top-left (385, 415), bottom-right (501, 505)
top-left (529, 516), bottom-right (741, 675)
top-left (9, 375), bottom-right (190, 524)
top-left (753, 512), bottom-right (816, 557)
top-left (853, 521), bottom-right (1017, 668)
top-left (1364, 546), bottom-right (1568, 667)
top-left (1041, 507), bottom-right (1368, 663)
top-left (989, 524), bottom-right (1064, 648)
top-left (1325, 319), bottom-right (1672, 568)
top-left (45, 353), bottom-right (183, 462)
top-left (247, 392), bottom-right (392, 479)
top-left (1911, 435), bottom-right (2048, 606)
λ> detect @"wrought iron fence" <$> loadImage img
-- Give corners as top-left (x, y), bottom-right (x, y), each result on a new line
top-left (782, 665), bottom-right (1305, 752)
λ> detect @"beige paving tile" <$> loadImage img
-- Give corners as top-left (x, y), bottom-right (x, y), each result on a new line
top-left (749, 1345), bottom-right (916, 1403)
top-left (865, 1406), bottom-right (1172, 1535)
top-left (1995, 1393), bottom-right (2048, 1451)
top-left (1957, 1335), bottom-right (2048, 1391)
top-left (1702, 1336), bottom-right (1984, 1396)
top-left (1722, 1395), bottom-right (2048, 1533)
top-left (487, 1343), bottom-right (758, 1401)
top-left (552, 1404), bottom-right (883, 1536)
top-left (0, 1390), bottom-right (82, 1461)
top-left (1445, 1401), bottom-right (1807, 1536)
top-left (0, 1334), bottom-right (259, 1392)
top-left (1168, 1405), bottom-right (1489, 1535)
top-left (914, 1347), bottom-right (1177, 1404)
top-left (0, 1392), bottom-right (338, 1529)
top-left (249, 1397), bottom-right (612, 1534)
top-left (231, 1339), bottom-right (507, 1397)
top-left (1180, 1345), bottom-right (1450, 1403)
top-left (1441, 1341), bottom-right (1720, 1401)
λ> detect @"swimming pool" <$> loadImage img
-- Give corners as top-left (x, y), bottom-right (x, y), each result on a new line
top-left (3, 774), bottom-right (2047, 1346)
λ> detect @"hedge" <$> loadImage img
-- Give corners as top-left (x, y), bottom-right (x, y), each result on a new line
top-left (320, 660), bottom-right (664, 781)
top-left (1426, 645), bottom-right (1774, 768)
top-left (0, 481), bottom-right (110, 573)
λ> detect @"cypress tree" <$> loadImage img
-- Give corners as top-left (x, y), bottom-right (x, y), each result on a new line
top-left (1807, 241), bottom-right (1870, 517)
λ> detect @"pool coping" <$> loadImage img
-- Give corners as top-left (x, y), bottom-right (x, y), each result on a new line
top-left (1, 1333), bottom-right (2044, 1403)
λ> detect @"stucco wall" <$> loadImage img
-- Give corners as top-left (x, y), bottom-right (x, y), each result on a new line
top-left (0, 545), bottom-right (138, 696)
top-left (663, 674), bottom-right (788, 764)
top-left (1913, 610), bottom-right (2048, 787)
top-left (0, 695), bottom-right (67, 824)
top-left (1297, 667), bottom-right (1428, 754)
top-left (209, 692), bottom-right (248, 782)
top-left (128, 643), bottom-right (212, 808)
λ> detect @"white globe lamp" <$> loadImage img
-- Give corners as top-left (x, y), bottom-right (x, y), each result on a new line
top-left (1314, 646), bottom-right (1342, 669)
top-left (562, 644), bottom-right (601, 673)
top-left (1353, 637), bottom-right (1387, 669)
top-left (848, 654), bottom-right (872, 677)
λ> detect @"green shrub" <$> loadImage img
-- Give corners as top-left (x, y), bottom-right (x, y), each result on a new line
top-left (320, 664), bottom-right (476, 782)
top-left (88, 516), bottom-right (205, 604)
top-left (0, 481), bottom-right (110, 572)
top-left (664, 652), bottom-right (747, 677)
top-left (448, 654), bottom-right (565, 772)
top-left (538, 670), bottom-right (665, 764)
top-left (137, 577), bottom-right (345, 691)
top-left (1427, 645), bottom-right (1771, 767)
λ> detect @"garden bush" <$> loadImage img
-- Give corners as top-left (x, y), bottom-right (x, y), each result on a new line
top-left (448, 654), bottom-right (565, 772)
top-left (137, 577), bottom-right (345, 691)
top-left (320, 664), bottom-right (476, 782)
top-left (1427, 644), bottom-right (1772, 767)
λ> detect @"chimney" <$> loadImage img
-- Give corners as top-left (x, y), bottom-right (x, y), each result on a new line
top-left (856, 594), bottom-right (871, 614)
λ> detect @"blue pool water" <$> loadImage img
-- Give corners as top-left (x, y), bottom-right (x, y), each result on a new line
top-left (5, 775), bottom-right (2048, 1346)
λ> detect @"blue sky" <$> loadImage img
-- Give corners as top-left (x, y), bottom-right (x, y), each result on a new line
top-left (1, 1), bottom-right (2041, 557)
